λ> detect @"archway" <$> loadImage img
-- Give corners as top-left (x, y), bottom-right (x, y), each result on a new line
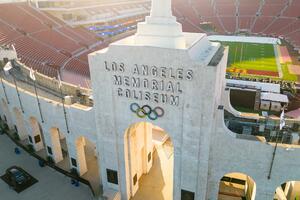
top-left (28, 117), bottom-right (45, 151)
top-left (47, 128), bottom-right (70, 166)
top-left (274, 181), bottom-right (300, 200)
top-left (13, 107), bottom-right (27, 140)
top-left (74, 136), bottom-right (101, 196)
top-left (218, 172), bottom-right (256, 200)
top-left (124, 122), bottom-right (174, 200)
top-left (1, 98), bottom-right (13, 129)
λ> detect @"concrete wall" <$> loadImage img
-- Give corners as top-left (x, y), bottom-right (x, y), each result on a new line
top-left (124, 122), bottom-right (153, 197)
top-left (0, 48), bottom-right (17, 60)
top-left (1, 32), bottom-right (300, 200)
top-left (16, 61), bottom-right (92, 104)
top-left (208, 90), bottom-right (300, 199)
top-left (89, 31), bottom-right (230, 200)
top-left (89, 31), bottom-right (300, 200)
top-left (0, 78), bottom-right (97, 174)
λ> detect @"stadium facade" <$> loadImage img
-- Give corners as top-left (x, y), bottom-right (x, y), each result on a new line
top-left (0, 0), bottom-right (300, 200)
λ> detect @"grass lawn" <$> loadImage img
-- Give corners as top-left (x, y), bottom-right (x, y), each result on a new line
top-left (223, 42), bottom-right (278, 71)
top-left (219, 41), bottom-right (298, 81)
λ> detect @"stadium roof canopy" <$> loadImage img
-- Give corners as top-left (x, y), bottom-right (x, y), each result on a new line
top-left (260, 92), bottom-right (289, 103)
top-left (226, 79), bottom-right (281, 93)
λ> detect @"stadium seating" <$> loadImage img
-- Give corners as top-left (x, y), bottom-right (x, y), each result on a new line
top-left (172, 0), bottom-right (300, 48)
top-left (0, 3), bottom-right (47, 33)
top-left (0, 21), bottom-right (22, 44)
top-left (0, 2), bottom-right (100, 86)
top-left (0, 0), bottom-right (299, 88)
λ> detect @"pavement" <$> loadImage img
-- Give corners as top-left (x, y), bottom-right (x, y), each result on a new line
top-left (0, 134), bottom-right (96, 200)
top-left (131, 142), bottom-right (174, 200)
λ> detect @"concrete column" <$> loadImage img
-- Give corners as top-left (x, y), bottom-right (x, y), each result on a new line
top-left (49, 128), bottom-right (63, 163)
top-left (151, 0), bottom-right (172, 18)
top-left (1, 99), bottom-right (13, 129)
top-left (13, 108), bottom-right (27, 140)
top-left (124, 122), bottom-right (154, 198)
top-left (28, 117), bottom-right (44, 151)
top-left (206, 180), bottom-right (220, 200)
top-left (143, 123), bottom-right (153, 174)
top-left (75, 137), bottom-right (88, 176)
top-left (127, 127), bottom-right (139, 197)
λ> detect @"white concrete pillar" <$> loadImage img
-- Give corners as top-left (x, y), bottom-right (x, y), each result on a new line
top-left (1, 99), bottom-right (13, 129)
top-left (284, 181), bottom-right (291, 197)
top-left (127, 127), bottom-right (139, 197)
top-left (28, 117), bottom-right (44, 151)
top-left (206, 180), bottom-right (220, 200)
top-left (275, 187), bottom-right (287, 200)
top-left (124, 122), bottom-right (154, 198)
top-left (292, 133), bottom-right (300, 145)
top-left (143, 123), bottom-right (153, 174)
top-left (49, 128), bottom-right (63, 163)
top-left (287, 181), bottom-right (295, 199)
top-left (13, 108), bottom-right (27, 140)
top-left (151, 0), bottom-right (172, 18)
top-left (75, 137), bottom-right (88, 176)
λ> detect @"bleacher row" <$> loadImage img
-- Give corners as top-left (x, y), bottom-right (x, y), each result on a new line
top-left (173, 0), bottom-right (300, 48)
top-left (0, 0), bottom-right (299, 88)
top-left (88, 17), bottom-right (144, 38)
top-left (61, 1), bottom-right (150, 25)
top-left (0, 2), bottom-right (98, 79)
top-left (0, 2), bottom-right (150, 86)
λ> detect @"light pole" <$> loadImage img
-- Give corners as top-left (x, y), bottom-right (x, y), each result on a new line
top-left (57, 71), bottom-right (69, 134)
top-left (3, 61), bottom-right (24, 113)
top-left (267, 126), bottom-right (280, 179)
top-left (11, 73), bottom-right (24, 113)
top-left (30, 68), bottom-right (44, 123)
top-left (267, 107), bottom-right (286, 179)
top-left (0, 74), bottom-right (9, 104)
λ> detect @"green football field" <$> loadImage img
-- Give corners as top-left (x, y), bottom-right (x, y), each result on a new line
top-left (224, 42), bottom-right (278, 72)
top-left (220, 41), bottom-right (298, 81)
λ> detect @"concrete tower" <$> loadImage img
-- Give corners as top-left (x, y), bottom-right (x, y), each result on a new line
top-left (89, 0), bottom-right (226, 198)
top-left (134, 0), bottom-right (185, 49)
top-left (89, 0), bottom-right (300, 200)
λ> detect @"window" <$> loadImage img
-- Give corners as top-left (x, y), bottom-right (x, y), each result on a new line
top-left (71, 158), bottom-right (77, 167)
top-left (14, 125), bottom-right (18, 133)
top-left (218, 105), bottom-right (224, 110)
top-left (181, 189), bottom-right (195, 200)
top-left (133, 174), bottom-right (137, 185)
top-left (106, 169), bottom-right (118, 185)
top-left (47, 146), bottom-right (52, 155)
top-left (28, 135), bottom-right (33, 143)
top-left (148, 152), bottom-right (152, 162)
top-left (34, 135), bottom-right (41, 143)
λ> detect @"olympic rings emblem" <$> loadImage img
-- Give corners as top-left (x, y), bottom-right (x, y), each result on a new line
top-left (130, 103), bottom-right (164, 120)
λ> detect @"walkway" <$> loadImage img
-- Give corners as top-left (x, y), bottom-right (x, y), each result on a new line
top-left (132, 141), bottom-right (174, 200)
top-left (0, 134), bottom-right (96, 200)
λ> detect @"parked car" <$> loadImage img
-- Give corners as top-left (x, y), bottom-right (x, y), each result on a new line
top-left (6, 166), bottom-right (29, 188)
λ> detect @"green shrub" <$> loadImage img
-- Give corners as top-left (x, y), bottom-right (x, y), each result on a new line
top-left (26, 144), bottom-right (35, 153)
top-left (70, 168), bottom-right (79, 177)
top-left (3, 123), bottom-right (9, 132)
top-left (47, 156), bottom-right (54, 164)
top-left (13, 132), bottom-right (20, 141)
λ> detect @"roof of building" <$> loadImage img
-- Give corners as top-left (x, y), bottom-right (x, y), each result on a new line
top-left (226, 79), bottom-right (281, 93)
top-left (260, 92), bottom-right (289, 103)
